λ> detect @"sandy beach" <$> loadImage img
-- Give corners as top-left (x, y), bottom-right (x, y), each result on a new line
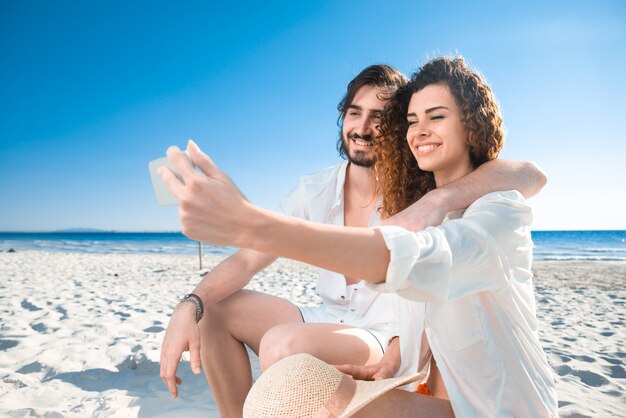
top-left (1, 251), bottom-right (624, 417)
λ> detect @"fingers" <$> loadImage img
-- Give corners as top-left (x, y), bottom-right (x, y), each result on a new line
top-left (334, 364), bottom-right (351, 374)
top-left (372, 367), bottom-right (393, 380)
top-left (166, 145), bottom-right (197, 181)
top-left (334, 364), bottom-right (373, 381)
top-left (189, 334), bottom-right (203, 375)
top-left (160, 349), bottom-right (182, 399)
top-left (187, 139), bottom-right (222, 178)
top-left (158, 166), bottom-right (186, 199)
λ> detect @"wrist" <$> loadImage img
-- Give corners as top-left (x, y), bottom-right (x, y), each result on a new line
top-left (427, 186), bottom-right (453, 213)
top-left (179, 293), bottom-right (204, 323)
top-left (234, 204), bottom-right (279, 251)
top-left (177, 300), bottom-right (197, 315)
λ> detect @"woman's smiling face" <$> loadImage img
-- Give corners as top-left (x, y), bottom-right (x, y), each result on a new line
top-left (406, 83), bottom-right (473, 187)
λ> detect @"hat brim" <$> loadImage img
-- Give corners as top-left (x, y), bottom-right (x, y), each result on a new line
top-left (341, 371), bottom-right (426, 417)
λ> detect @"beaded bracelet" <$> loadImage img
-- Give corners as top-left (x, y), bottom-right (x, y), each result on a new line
top-left (180, 293), bottom-right (204, 323)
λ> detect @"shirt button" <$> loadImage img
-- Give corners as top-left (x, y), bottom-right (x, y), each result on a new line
top-left (340, 319), bottom-right (344, 323)
top-left (340, 296), bottom-right (345, 299)
top-left (350, 309), bottom-right (355, 312)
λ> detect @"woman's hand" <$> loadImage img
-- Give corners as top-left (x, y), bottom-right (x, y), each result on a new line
top-left (158, 140), bottom-right (254, 247)
top-left (335, 337), bottom-right (401, 381)
top-left (335, 360), bottom-right (398, 381)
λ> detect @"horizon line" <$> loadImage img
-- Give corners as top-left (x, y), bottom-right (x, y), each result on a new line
top-left (1, 228), bottom-right (625, 234)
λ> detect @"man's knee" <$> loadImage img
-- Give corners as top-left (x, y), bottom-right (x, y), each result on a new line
top-left (200, 290), bottom-right (245, 332)
top-left (258, 324), bottom-right (306, 371)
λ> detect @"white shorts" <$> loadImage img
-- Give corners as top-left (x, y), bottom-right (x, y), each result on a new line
top-left (297, 305), bottom-right (389, 353)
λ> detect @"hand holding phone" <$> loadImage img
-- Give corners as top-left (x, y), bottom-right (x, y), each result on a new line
top-left (148, 150), bottom-right (194, 205)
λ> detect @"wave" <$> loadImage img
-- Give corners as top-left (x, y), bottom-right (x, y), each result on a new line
top-left (537, 255), bottom-right (626, 262)
top-left (4, 231), bottom-right (624, 263)
top-left (584, 248), bottom-right (626, 253)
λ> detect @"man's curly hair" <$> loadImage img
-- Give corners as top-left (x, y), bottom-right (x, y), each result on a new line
top-left (375, 56), bottom-right (505, 218)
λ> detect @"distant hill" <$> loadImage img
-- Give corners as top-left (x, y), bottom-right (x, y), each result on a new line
top-left (52, 228), bottom-right (111, 233)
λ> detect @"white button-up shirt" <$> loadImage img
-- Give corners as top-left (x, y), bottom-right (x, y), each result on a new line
top-left (370, 191), bottom-right (558, 417)
top-left (278, 161), bottom-right (399, 341)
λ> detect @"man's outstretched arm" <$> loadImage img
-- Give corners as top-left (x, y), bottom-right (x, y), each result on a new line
top-left (190, 249), bottom-right (277, 306)
top-left (383, 158), bottom-right (547, 231)
top-left (160, 249), bottom-right (277, 398)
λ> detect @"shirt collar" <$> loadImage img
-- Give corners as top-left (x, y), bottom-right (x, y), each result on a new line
top-left (334, 161), bottom-right (384, 216)
top-left (333, 160), bottom-right (349, 209)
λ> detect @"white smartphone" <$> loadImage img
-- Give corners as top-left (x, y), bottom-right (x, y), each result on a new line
top-left (148, 150), bottom-right (193, 206)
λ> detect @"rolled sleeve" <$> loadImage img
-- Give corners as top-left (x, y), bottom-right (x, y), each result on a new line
top-left (369, 191), bottom-right (533, 302)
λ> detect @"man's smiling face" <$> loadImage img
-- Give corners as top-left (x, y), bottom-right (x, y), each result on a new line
top-left (341, 85), bottom-right (386, 168)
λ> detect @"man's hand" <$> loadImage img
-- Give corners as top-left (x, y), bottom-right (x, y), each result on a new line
top-left (158, 140), bottom-right (252, 246)
top-left (381, 189), bottom-right (448, 232)
top-left (384, 159), bottom-right (548, 232)
top-left (159, 302), bottom-right (203, 399)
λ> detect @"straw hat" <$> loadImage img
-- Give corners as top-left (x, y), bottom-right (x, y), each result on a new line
top-left (243, 353), bottom-right (424, 418)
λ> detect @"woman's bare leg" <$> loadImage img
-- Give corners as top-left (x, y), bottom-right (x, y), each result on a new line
top-left (258, 322), bottom-right (385, 371)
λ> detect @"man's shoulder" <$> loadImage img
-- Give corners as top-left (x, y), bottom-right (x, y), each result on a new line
top-left (278, 161), bottom-right (345, 218)
top-left (297, 161), bottom-right (346, 189)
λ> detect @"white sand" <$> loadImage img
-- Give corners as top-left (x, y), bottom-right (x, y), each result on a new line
top-left (532, 263), bottom-right (626, 417)
top-left (0, 252), bottom-right (624, 417)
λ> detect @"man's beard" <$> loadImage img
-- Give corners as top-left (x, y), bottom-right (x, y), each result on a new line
top-left (342, 133), bottom-right (376, 168)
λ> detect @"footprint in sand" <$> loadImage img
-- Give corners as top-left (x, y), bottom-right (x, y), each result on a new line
top-left (600, 356), bottom-right (622, 365)
top-left (16, 361), bottom-right (36, 372)
top-left (21, 299), bottom-right (42, 311)
top-left (557, 400), bottom-right (572, 408)
top-left (572, 369), bottom-right (609, 387)
top-left (572, 355), bottom-right (596, 363)
top-left (0, 339), bottom-right (18, 351)
top-left (31, 322), bottom-right (47, 333)
top-left (143, 326), bottom-right (165, 333)
top-left (607, 365), bottom-right (626, 379)
top-left (556, 365), bottom-right (572, 376)
top-left (55, 306), bottom-right (68, 320)
top-left (601, 389), bottom-right (624, 397)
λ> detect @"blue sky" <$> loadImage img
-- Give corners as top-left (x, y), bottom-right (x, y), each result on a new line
top-left (1, 0), bottom-right (624, 231)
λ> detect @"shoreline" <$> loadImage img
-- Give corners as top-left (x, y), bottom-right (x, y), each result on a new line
top-left (1, 252), bottom-right (624, 417)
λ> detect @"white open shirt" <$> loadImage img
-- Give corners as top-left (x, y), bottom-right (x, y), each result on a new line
top-left (277, 161), bottom-right (400, 344)
top-left (370, 191), bottom-right (558, 417)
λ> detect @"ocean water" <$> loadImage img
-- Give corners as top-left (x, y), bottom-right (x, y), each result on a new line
top-left (0, 232), bottom-right (236, 257)
top-left (531, 230), bottom-right (626, 262)
top-left (0, 230), bottom-right (625, 263)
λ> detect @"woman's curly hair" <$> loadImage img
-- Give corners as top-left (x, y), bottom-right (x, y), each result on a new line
top-left (375, 56), bottom-right (505, 218)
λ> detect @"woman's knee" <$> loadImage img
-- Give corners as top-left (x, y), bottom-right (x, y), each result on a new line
top-left (258, 324), bottom-right (306, 371)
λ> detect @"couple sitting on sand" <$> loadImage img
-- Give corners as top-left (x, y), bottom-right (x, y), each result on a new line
top-left (158, 56), bottom-right (558, 417)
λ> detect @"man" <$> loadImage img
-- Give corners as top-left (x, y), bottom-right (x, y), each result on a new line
top-left (159, 64), bottom-right (546, 418)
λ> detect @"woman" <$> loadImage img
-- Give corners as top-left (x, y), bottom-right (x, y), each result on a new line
top-left (159, 56), bottom-right (557, 417)
top-left (345, 57), bottom-right (557, 416)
